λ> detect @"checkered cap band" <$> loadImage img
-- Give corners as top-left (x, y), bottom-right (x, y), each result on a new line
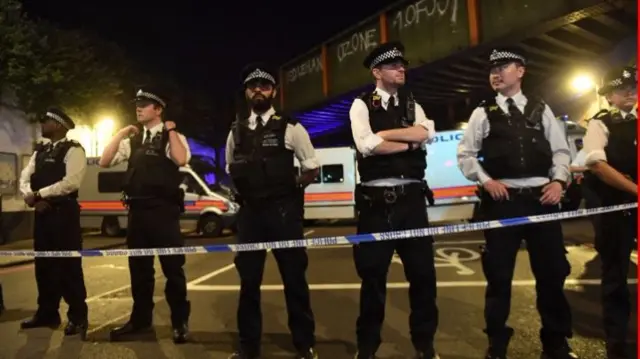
top-left (45, 112), bottom-right (71, 129)
top-left (136, 90), bottom-right (166, 107)
top-left (489, 50), bottom-right (526, 64)
top-left (244, 69), bottom-right (276, 84)
top-left (607, 69), bottom-right (637, 88)
top-left (370, 48), bottom-right (404, 68)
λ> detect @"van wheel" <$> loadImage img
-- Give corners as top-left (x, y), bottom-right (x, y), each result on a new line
top-left (199, 214), bottom-right (223, 237)
top-left (101, 217), bottom-right (121, 237)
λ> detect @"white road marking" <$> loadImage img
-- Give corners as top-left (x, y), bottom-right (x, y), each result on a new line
top-left (187, 230), bottom-right (315, 290)
top-left (187, 278), bottom-right (639, 291)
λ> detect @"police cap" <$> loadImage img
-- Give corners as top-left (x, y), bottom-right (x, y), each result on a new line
top-left (241, 63), bottom-right (277, 87)
top-left (598, 66), bottom-right (637, 95)
top-left (362, 41), bottom-right (409, 69)
top-left (488, 46), bottom-right (527, 69)
top-left (40, 107), bottom-right (75, 130)
top-left (134, 87), bottom-right (167, 108)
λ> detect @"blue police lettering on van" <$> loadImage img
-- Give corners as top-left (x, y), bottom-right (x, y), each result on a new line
top-left (423, 130), bottom-right (477, 193)
top-left (430, 132), bottom-right (464, 144)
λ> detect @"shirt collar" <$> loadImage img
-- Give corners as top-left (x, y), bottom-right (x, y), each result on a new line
top-left (249, 107), bottom-right (276, 123)
top-left (496, 90), bottom-right (526, 107)
top-left (374, 87), bottom-right (399, 105)
top-left (143, 123), bottom-right (164, 139)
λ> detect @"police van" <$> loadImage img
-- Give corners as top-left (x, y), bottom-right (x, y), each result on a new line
top-left (78, 157), bottom-right (239, 237)
top-left (296, 130), bottom-right (479, 223)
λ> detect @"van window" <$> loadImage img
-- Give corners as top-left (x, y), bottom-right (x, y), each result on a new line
top-left (321, 164), bottom-right (344, 183)
top-left (98, 172), bottom-right (125, 193)
top-left (180, 172), bottom-right (206, 196)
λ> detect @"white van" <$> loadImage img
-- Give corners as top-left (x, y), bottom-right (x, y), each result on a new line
top-left (296, 131), bottom-right (481, 223)
top-left (79, 157), bottom-right (239, 237)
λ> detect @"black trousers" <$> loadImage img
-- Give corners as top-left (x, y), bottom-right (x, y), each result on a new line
top-left (33, 200), bottom-right (87, 322)
top-left (126, 203), bottom-right (189, 327)
top-left (234, 196), bottom-right (315, 355)
top-left (594, 206), bottom-right (637, 344)
top-left (479, 191), bottom-right (572, 348)
top-left (354, 183), bottom-right (438, 354)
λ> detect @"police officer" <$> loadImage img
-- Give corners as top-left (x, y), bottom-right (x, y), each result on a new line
top-left (226, 63), bottom-right (319, 359)
top-left (98, 87), bottom-right (191, 344)
top-left (349, 42), bottom-right (439, 359)
top-left (582, 66), bottom-right (637, 359)
top-left (18, 108), bottom-right (89, 338)
top-left (457, 47), bottom-right (578, 358)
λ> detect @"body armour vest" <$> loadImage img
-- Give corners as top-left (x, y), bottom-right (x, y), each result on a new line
top-left (585, 109), bottom-right (637, 205)
top-left (478, 97), bottom-right (552, 179)
top-left (122, 130), bottom-right (181, 198)
top-left (228, 112), bottom-right (297, 201)
top-left (356, 91), bottom-right (426, 183)
top-left (31, 140), bottom-right (83, 200)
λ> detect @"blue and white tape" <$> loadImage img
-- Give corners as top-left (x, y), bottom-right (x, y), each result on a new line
top-left (0, 203), bottom-right (636, 258)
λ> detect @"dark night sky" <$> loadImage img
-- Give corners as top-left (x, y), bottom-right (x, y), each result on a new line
top-left (21, 0), bottom-right (391, 97)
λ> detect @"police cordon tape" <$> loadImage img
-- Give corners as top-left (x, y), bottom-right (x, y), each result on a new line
top-left (0, 203), bottom-right (636, 258)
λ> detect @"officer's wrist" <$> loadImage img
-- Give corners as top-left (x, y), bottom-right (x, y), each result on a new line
top-left (34, 191), bottom-right (42, 201)
top-left (552, 179), bottom-right (567, 189)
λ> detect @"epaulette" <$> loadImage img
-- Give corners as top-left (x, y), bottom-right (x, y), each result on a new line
top-left (357, 91), bottom-right (370, 100)
top-left (592, 109), bottom-right (611, 120)
top-left (272, 112), bottom-right (298, 126)
top-left (66, 139), bottom-right (82, 147)
top-left (33, 141), bottom-right (48, 152)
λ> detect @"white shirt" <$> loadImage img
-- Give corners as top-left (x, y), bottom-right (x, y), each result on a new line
top-left (109, 123), bottom-right (191, 167)
top-left (457, 91), bottom-right (571, 188)
top-left (349, 87), bottom-right (436, 186)
top-left (19, 138), bottom-right (87, 198)
top-left (571, 149), bottom-right (586, 168)
top-left (225, 107), bottom-right (320, 173)
top-left (583, 106), bottom-right (636, 167)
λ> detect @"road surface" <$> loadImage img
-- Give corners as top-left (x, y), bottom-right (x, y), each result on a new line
top-left (0, 219), bottom-right (636, 358)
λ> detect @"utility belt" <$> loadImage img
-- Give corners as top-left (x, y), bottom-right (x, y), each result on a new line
top-left (477, 185), bottom-right (545, 201)
top-left (43, 195), bottom-right (77, 206)
top-left (121, 190), bottom-right (185, 212)
top-left (355, 180), bottom-right (433, 209)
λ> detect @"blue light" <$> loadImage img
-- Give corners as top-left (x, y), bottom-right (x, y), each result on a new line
top-left (187, 138), bottom-right (217, 159)
top-left (293, 97), bottom-right (357, 137)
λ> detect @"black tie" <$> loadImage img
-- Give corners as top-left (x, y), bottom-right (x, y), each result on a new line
top-left (506, 98), bottom-right (522, 117)
top-left (388, 96), bottom-right (399, 116)
top-left (144, 130), bottom-right (152, 144)
top-left (255, 116), bottom-right (264, 131)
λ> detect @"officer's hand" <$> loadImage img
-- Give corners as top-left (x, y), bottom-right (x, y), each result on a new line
top-left (24, 193), bottom-right (36, 207)
top-left (483, 180), bottom-right (509, 201)
top-left (119, 125), bottom-right (139, 137)
top-left (164, 121), bottom-right (177, 131)
top-left (33, 201), bottom-right (51, 212)
top-left (540, 181), bottom-right (563, 205)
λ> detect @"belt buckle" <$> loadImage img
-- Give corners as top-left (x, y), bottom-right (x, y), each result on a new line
top-left (383, 188), bottom-right (397, 204)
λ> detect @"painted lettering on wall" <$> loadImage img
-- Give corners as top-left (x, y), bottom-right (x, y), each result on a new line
top-left (336, 28), bottom-right (379, 63)
top-left (287, 56), bottom-right (323, 83)
top-left (392, 0), bottom-right (459, 30)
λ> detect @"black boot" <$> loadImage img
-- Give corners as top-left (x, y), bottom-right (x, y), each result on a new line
top-left (171, 300), bottom-right (190, 344)
top-left (540, 330), bottom-right (579, 359)
top-left (485, 328), bottom-right (514, 359)
top-left (109, 321), bottom-right (153, 341)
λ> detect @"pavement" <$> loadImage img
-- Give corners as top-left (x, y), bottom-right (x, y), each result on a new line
top-left (0, 218), bottom-right (636, 359)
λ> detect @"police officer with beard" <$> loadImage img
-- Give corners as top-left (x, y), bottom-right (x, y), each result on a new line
top-left (18, 108), bottom-right (88, 338)
top-left (582, 66), bottom-right (637, 359)
top-left (99, 88), bottom-right (191, 344)
top-left (226, 63), bottom-right (320, 359)
top-left (457, 47), bottom-right (577, 359)
top-left (349, 42), bottom-right (439, 359)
